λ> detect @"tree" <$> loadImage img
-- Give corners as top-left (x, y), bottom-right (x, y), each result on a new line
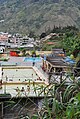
top-left (28, 31), bottom-right (35, 38)
top-left (40, 32), bottom-right (46, 39)
top-left (62, 34), bottom-right (80, 56)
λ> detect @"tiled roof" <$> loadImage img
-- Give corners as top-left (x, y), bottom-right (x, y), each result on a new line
top-left (46, 54), bottom-right (68, 67)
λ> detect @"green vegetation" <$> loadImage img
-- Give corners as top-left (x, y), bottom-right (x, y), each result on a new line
top-left (42, 43), bottom-right (52, 51)
top-left (0, 93), bottom-right (11, 98)
top-left (0, 57), bottom-right (9, 61)
top-left (62, 35), bottom-right (80, 56)
top-left (3, 73), bottom-right (80, 118)
top-left (0, 0), bottom-right (80, 34)
top-left (28, 76), bottom-right (80, 118)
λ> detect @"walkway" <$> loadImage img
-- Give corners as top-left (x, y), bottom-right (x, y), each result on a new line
top-left (33, 66), bottom-right (49, 85)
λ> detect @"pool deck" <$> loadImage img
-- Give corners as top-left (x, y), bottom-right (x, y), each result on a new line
top-left (33, 66), bottom-right (49, 85)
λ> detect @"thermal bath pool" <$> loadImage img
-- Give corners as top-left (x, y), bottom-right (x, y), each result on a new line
top-left (0, 66), bottom-right (49, 97)
top-left (2, 67), bottom-right (39, 82)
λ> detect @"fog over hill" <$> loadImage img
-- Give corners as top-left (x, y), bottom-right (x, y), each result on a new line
top-left (0, 0), bottom-right (80, 35)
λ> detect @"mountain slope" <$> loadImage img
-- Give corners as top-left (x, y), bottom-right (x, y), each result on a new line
top-left (0, 0), bottom-right (80, 35)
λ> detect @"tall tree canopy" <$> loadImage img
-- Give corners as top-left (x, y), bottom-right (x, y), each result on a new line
top-left (62, 34), bottom-right (80, 56)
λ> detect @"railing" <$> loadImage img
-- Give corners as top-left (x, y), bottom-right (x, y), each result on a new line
top-left (48, 67), bottom-right (80, 84)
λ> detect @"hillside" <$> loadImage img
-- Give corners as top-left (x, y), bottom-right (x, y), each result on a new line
top-left (0, 0), bottom-right (80, 35)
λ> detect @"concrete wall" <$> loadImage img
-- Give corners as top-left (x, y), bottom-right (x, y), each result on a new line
top-left (26, 51), bottom-right (52, 55)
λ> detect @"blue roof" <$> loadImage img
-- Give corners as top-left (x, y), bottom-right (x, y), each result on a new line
top-left (64, 56), bottom-right (76, 64)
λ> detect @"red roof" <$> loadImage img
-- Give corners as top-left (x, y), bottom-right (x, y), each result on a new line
top-left (46, 42), bottom-right (55, 45)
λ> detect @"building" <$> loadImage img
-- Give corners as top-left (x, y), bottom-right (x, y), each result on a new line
top-left (0, 33), bottom-right (8, 46)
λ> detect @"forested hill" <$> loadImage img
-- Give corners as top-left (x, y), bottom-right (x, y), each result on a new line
top-left (0, 0), bottom-right (80, 35)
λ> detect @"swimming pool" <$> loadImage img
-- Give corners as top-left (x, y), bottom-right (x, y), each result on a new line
top-left (24, 57), bottom-right (42, 62)
top-left (1, 66), bottom-right (48, 97)
top-left (2, 67), bottom-right (39, 82)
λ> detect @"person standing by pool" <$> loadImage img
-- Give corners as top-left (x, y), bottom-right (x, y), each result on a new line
top-left (32, 73), bottom-right (33, 80)
top-left (33, 61), bottom-right (35, 66)
top-left (21, 87), bottom-right (25, 96)
top-left (32, 58), bottom-right (35, 66)
top-left (16, 87), bottom-right (20, 97)
top-left (27, 85), bottom-right (30, 94)
top-left (2, 69), bottom-right (4, 77)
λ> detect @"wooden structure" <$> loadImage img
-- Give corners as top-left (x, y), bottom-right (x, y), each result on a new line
top-left (42, 49), bottom-right (68, 73)
top-left (42, 57), bottom-right (69, 73)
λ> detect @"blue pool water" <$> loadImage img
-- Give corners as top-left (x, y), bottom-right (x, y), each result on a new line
top-left (24, 57), bottom-right (42, 62)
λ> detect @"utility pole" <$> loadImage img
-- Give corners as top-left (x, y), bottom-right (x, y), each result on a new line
top-left (60, 72), bottom-right (63, 84)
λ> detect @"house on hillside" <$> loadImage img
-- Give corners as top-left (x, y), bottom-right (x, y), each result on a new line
top-left (0, 33), bottom-right (8, 46)
top-left (46, 42), bottom-right (55, 45)
top-left (40, 33), bottom-right (59, 43)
